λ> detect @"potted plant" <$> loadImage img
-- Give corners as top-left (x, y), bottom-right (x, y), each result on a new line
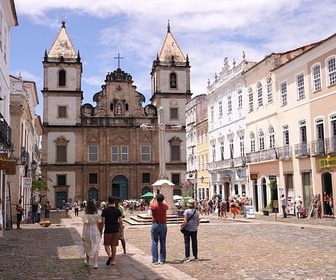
top-left (262, 205), bottom-right (271, 216)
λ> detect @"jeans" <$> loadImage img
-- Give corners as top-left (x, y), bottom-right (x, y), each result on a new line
top-left (151, 223), bottom-right (167, 263)
top-left (281, 205), bottom-right (287, 218)
top-left (183, 229), bottom-right (198, 259)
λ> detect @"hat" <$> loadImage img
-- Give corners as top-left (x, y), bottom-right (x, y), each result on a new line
top-left (187, 199), bottom-right (196, 207)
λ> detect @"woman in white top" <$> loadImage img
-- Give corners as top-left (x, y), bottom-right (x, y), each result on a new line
top-left (81, 200), bottom-right (102, 269)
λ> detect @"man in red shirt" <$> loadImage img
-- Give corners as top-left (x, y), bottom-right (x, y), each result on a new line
top-left (149, 193), bottom-right (168, 264)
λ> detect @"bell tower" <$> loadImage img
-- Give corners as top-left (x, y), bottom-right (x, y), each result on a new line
top-left (42, 21), bottom-right (83, 125)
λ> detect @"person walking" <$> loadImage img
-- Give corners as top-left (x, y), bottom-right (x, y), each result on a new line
top-left (73, 201), bottom-right (79, 217)
top-left (180, 199), bottom-right (200, 262)
top-left (44, 201), bottom-right (51, 219)
top-left (115, 198), bottom-right (127, 254)
top-left (31, 202), bottom-right (38, 224)
top-left (295, 195), bottom-right (303, 218)
top-left (149, 193), bottom-right (168, 265)
top-left (16, 199), bottom-right (24, 229)
top-left (280, 194), bottom-right (287, 218)
top-left (100, 196), bottom-right (123, 266)
top-left (81, 200), bottom-right (102, 269)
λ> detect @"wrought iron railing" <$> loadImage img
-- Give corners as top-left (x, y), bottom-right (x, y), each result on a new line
top-left (0, 113), bottom-right (12, 149)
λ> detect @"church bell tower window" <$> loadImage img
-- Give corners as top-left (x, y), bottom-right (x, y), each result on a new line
top-left (59, 69), bottom-right (66, 87)
top-left (170, 73), bottom-right (177, 88)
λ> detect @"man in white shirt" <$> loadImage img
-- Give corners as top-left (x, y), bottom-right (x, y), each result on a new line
top-left (295, 196), bottom-right (303, 218)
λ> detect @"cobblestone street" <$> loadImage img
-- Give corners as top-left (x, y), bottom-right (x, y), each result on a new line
top-left (0, 211), bottom-right (336, 280)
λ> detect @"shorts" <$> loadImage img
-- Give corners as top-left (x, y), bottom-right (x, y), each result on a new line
top-left (103, 232), bottom-right (120, 246)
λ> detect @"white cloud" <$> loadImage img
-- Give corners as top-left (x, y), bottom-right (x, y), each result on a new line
top-left (13, 0), bottom-right (336, 100)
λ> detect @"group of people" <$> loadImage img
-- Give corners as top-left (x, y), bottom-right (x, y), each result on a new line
top-left (80, 196), bottom-right (126, 269)
top-left (80, 193), bottom-right (201, 268)
top-left (149, 193), bottom-right (200, 264)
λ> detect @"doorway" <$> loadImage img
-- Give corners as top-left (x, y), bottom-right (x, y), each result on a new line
top-left (56, 192), bottom-right (67, 209)
top-left (322, 172), bottom-right (333, 215)
top-left (253, 180), bottom-right (259, 212)
top-left (112, 175), bottom-right (129, 201)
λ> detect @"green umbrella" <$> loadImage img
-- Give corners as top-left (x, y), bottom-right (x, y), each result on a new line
top-left (141, 191), bottom-right (154, 198)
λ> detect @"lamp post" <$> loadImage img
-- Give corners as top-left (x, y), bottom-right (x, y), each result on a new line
top-left (141, 106), bottom-right (182, 214)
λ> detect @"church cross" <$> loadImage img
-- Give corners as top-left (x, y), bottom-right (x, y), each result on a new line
top-left (114, 53), bottom-right (124, 69)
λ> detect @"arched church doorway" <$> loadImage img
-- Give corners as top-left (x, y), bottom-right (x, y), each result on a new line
top-left (112, 175), bottom-right (129, 201)
top-left (322, 172), bottom-right (333, 216)
top-left (224, 182), bottom-right (230, 200)
top-left (88, 187), bottom-right (98, 201)
top-left (142, 186), bottom-right (152, 195)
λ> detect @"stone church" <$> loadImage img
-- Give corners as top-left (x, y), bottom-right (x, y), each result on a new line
top-left (41, 21), bottom-right (192, 208)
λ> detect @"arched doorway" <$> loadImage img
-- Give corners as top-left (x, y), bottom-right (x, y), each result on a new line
top-left (253, 180), bottom-right (259, 212)
top-left (88, 187), bottom-right (98, 201)
top-left (322, 172), bottom-right (333, 215)
top-left (224, 182), bottom-right (230, 200)
top-left (112, 175), bottom-right (129, 201)
top-left (142, 186), bottom-right (152, 195)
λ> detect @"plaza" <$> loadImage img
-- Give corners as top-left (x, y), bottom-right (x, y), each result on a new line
top-left (0, 210), bottom-right (335, 280)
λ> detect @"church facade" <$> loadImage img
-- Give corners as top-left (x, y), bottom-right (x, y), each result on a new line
top-left (41, 22), bottom-right (191, 208)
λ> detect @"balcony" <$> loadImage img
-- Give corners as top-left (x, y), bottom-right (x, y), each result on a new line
top-left (325, 137), bottom-right (336, 155)
top-left (246, 148), bottom-right (278, 163)
top-left (278, 145), bottom-right (292, 160)
top-left (310, 139), bottom-right (325, 156)
top-left (294, 143), bottom-right (310, 158)
top-left (81, 116), bottom-right (157, 127)
top-left (0, 113), bottom-right (12, 149)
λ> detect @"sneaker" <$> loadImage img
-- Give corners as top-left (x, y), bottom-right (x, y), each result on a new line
top-left (183, 258), bottom-right (190, 263)
top-left (152, 262), bottom-right (160, 265)
top-left (194, 257), bottom-right (199, 262)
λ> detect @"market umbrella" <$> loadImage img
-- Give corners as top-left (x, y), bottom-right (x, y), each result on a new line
top-left (141, 191), bottom-right (154, 198)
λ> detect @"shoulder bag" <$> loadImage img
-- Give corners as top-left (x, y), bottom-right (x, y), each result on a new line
top-left (180, 210), bottom-right (196, 234)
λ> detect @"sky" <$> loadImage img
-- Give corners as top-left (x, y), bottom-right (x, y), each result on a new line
top-left (10, 0), bottom-right (336, 116)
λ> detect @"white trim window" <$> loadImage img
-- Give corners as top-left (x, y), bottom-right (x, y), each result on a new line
top-left (250, 133), bottom-right (256, 153)
top-left (210, 106), bottom-right (214, 122)
top-left (296, 73), bottom-right (305, 100)
top-left (212, 144), bottom-right (216, 162)
top-left (267, 77), bottom-right (273, 103)
top-left (141, 145), bottom-right (151, 162)
top-left (248, 87), bottom-right (253, 113)
top-left (121, 145), bottom-right (129, 162)
top-left (238, 90), bottom-right (242, 108)
top-left (227, 96), bottom-right (232, 113)
top-left (239, 136), bottom-right (245, 157)
top-left (280, 82), bottom-right (288, 106)
top-left (269, 127), bottom-right (275, 149)
top-left (257, 82), bottom-right (263, 107)
top-left (258, 130), bottom-right (265, 151)
top-left (111, 145), bottom-right (119, 162)
top-left (312, 64), bottom-right (321, 91)
top-left (218, 101), bottom-right (223, 117)
top-left (88, 145), bottom-right (98, 162)
top-left (327, 57), bottom-right (336, 86)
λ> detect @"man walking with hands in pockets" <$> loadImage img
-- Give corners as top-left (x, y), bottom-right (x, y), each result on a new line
top-left (150, 193), bottom-right (168, 265)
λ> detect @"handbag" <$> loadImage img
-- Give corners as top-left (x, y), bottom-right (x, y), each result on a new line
top-left (180, 210), bottom-right (196, 234)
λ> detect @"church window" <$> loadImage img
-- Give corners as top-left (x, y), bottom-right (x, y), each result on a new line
top-left (171, 173), bottom-right (180, 185)
top-left (89, 173), bottom-right (98, 184)
top-left (170, 108), bottom-right (178, 120)
top-left (88, 145), bottom-right (98, 162)
top-left (54, 136), bottom-right (68, 163)
top-left (170, 136), bottom-right (182, 161)
top-left (170, 73), bottom-right (177, 88)
top-left (121, 145), bottom-right (129, 161)
top-left (110, 103), bottom-right (114, 111)
top-left (59, 69), bottom-right (66, 87)
top-left (125, 103), bottom-right (129, 111)
top-left (142, 173), bottom-right (150, 183)
top-left (111, 145), bottom-right (119, 162)
top-left (58, 106), bottom-right (67, 118)
top-left (141, 145), bottom-right (151, 162)
top-left (57, 175), bottom-right (66, 186)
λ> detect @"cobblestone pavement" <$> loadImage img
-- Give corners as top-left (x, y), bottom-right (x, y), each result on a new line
top-left (1, 210), bottom-right (336, 280)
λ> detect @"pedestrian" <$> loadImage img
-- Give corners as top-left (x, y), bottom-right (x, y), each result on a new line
top-left (73, 200), bottom-right (79, 217)
top-left (81, 200), bottom-right (102, 269)
top-left (220, 199), bottom-right (227, 219)
top-left (230, 200), bottom-right (240, 219)
top-left (294, 195), bottom-right (302, 218)
top-left (100, 196), bottom-right (123, 266)
top-left (280, 194), bottom-right (287, 218)
top-left (180, 199), bottom-right (200, 262)
top-left (31, 202), bottom-right (38, 224)
top-left (65, 201), bottom-right (70, 217)
top-left (115, 198), bottom-right (127, 254)
top-left (149, 193), bottom-right (168, 265)
top-left (16, 199), bottom-right (24, 229)
top-left (37, 202), bottom-right (42, 223)
top-left (44, 201), bottom-right (51, 218)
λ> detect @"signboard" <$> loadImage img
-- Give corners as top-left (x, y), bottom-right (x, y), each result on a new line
top-left (23, 177), bottom-right (32, 189)
top-left (319, 157), bottom-right (336, 168)
top-left (250, 173), bottom-right (258, 180)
